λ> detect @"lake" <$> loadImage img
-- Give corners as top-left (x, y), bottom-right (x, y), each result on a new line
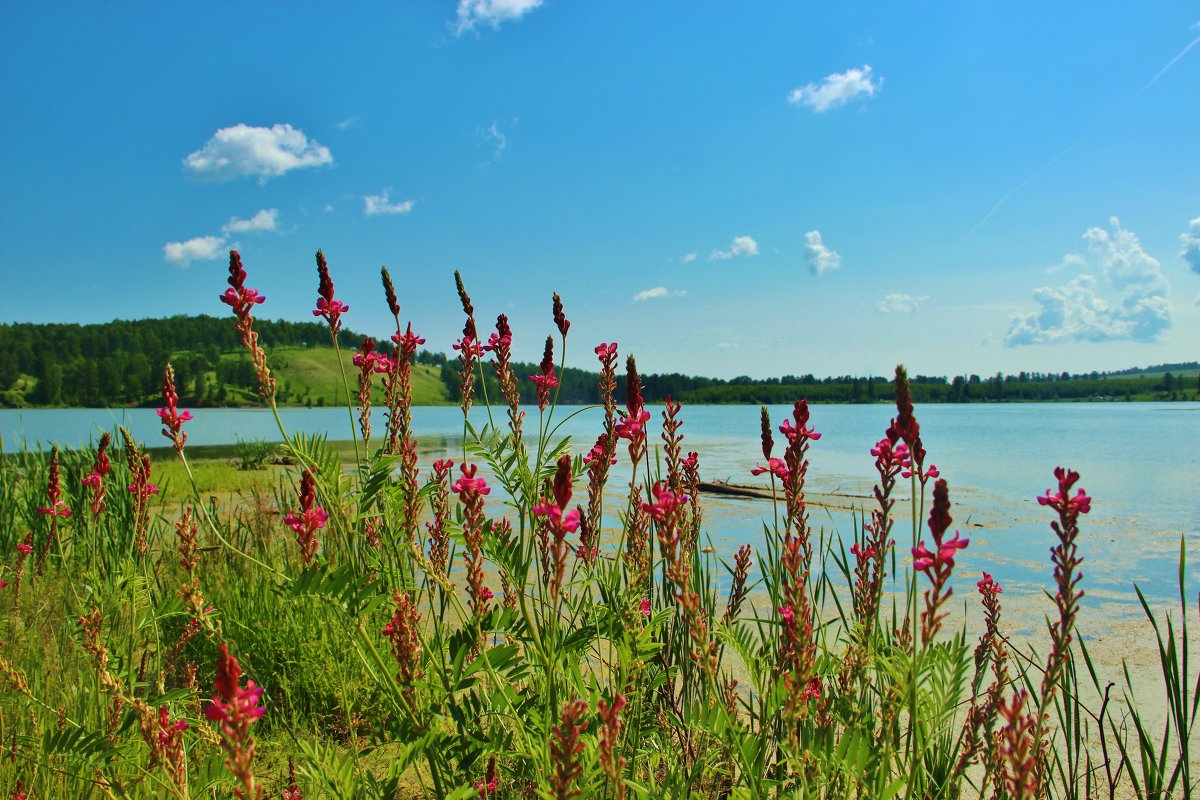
top-left (3, 402), bottom-right (1198, 606)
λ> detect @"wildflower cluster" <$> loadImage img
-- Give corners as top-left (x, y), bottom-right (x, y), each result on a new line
top-left (2, 249), bottom-right (1172, 800)
top-left (283, 469), bottom-right (327, 565)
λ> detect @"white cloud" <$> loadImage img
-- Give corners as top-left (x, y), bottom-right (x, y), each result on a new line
top-left (788, 65), bottom-right (882, 113)
top-left (710, 235), bottom-right (759, 261)
top-left (336, 116), bottom-right (360, 131)
top-left (163, 235), bottom-right (227, 267)
top-left (364, 190), bottom-right (415, 216)
top-left (222, 209), bottom-right (278, 234)
top-left (804, 230), bottom-right (842, 274)
top-left (1005, 217), bottom-right (1173, 345)
top-left (455, 0), bottom-right (543, 33)
top-left (1180, 216), bottom-right (1200, 276)
top-left (877, 293), bottom-right (928, 313)
top-left (633, 286), bottom-right (687, 302)
top-left (680, 251), bottom-right (697, 264)
top-left (184, 123), bottom-right (333, 182)
top-left (478, 118), bottom-right (518, 163)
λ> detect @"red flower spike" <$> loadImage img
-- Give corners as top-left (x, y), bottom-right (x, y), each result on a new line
top-left (158, 363), bottom-right (192, 453)
top-left (312, 250), bottom-right (349, 335)
top-left (205, 643), bottom-right (264, 800)
top-left (284, 469), bottom-right (326, 565)
top-left (530, 335), bottom-right (558, 411)
top-left (552, 291), bottom-right (571, 336)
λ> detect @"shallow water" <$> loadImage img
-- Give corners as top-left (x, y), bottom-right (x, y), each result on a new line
top-left (3, 402), bottom-right (1198, 603)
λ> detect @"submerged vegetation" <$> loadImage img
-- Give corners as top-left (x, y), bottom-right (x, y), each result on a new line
top-left (0, 249), bottom-right (1196, 799)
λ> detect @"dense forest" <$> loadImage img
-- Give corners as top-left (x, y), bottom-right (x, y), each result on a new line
top-left (1, 315), bottom-right (1196, 408)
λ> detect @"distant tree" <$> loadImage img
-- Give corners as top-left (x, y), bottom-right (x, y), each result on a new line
top-left (37, 362), bottom-right (63, 405)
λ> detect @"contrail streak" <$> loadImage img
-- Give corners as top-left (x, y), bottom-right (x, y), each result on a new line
top-left (966, 33), bottom-right (1200, 237)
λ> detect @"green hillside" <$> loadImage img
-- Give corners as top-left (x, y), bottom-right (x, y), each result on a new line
top-left (256, 346), bottom-right (448, 407)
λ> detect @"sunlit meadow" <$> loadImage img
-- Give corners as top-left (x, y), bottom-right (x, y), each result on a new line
top-left (0, 250), bottom-right (1195, 799)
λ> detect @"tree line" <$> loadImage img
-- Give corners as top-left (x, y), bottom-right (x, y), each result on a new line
top-left (1, 316), bottom-right (1196, 407)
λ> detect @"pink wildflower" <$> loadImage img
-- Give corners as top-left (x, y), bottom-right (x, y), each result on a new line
top-left (1037, 467), bottom-right (1092, 517)
top-left (614, 409), bottom-right (651, 443)
top-left (452, 336), bottom-right (484, 358)
top-left (641, 481), bottom-right (689, 524)
top-left (284, 469), bottom-right (327, 565)
top-left (779, 417), bottom-right (821, 443)
top-left (81, 431), bottom-right (112, 520)
top-left (978, 571), bottom-right (1003, 597)
top-left (127, 482), bottom-right (160, 498)
top-left (913, 478), bottom-right (968, 643)
top-left (352, 337), bottom-right (379, 370)
top-left (453, 463), bottom-right (491, 617)
top-left (451, 463), bottom-right (490, 497)
top-left (530, 335), bottom-right (558, 411)
top-left (583, 439), bottom-right (617, 466)
top-left (220, 251), bottom-right (274, 399)
top-left (36, 446), bottom-right (71, 518)
top-left (392, 324), bottom-right (427, 353)
top-left (534, 455), bottom-right (579, 600)
top-left (870, 438), bottom-right (910, 471)
top-left (476, 757), bottom-right (498, 797)
top-left (312, 250), bottom-right (349, 334)
top-left (282, 759), bottom-right (303, 800)
top-left (219, 252), bottom-right (266, 315)
top-left (204, 643), bottom-right (265, 800)
top-left (158, 363), bottom-right (192, 453)
top-left (903, 463), bottom-right (940, 480)
top-left (750, 457), bottom-right (789, 482)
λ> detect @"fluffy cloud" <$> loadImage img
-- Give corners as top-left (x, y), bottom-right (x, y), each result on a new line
top-left (710, 235), bottom-right (759, 261)
top-left (680, 251), bottom-right (697, 264)
top-left (633, 286), bottom-right (686, 302)
top-left (222, 209), bottom-right (278, 234)
top-left (163, 235), bottom-right (226, 267)
top-left (1005, 217), bottom-right (1173, 345)
top-left (788, 65), bottom-right (881, 113)
top-left (455, 0), bottom-right (543, 33)
top-left (877, 293), bottom-right (928, 313)
top-left (364, 190), bottom-right (415, 216)
top-left (804, 230), bottom-right (841, 274)
top-left (184, 124), bottom-right (332, 182)
top-left (1180, 216), bottom-right (1200, 275)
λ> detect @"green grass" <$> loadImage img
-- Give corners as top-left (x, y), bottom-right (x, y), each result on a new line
top-left (154, 458), bottom-right (286, 496)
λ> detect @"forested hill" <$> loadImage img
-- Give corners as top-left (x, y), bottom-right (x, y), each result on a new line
top-left (0, 315), bottom-right (447, 408)
top-left (0, 316), bottom-right (1196, 408)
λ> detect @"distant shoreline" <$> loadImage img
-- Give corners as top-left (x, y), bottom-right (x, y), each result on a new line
top-left (4, 395), bottom-right (1197, 411)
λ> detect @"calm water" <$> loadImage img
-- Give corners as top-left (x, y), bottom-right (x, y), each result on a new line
top-left (3, 403), bottom-right (1198, 603)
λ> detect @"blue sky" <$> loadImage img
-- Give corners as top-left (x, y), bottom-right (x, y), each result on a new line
top-left (1, 2), bottom-right (1198, 379)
